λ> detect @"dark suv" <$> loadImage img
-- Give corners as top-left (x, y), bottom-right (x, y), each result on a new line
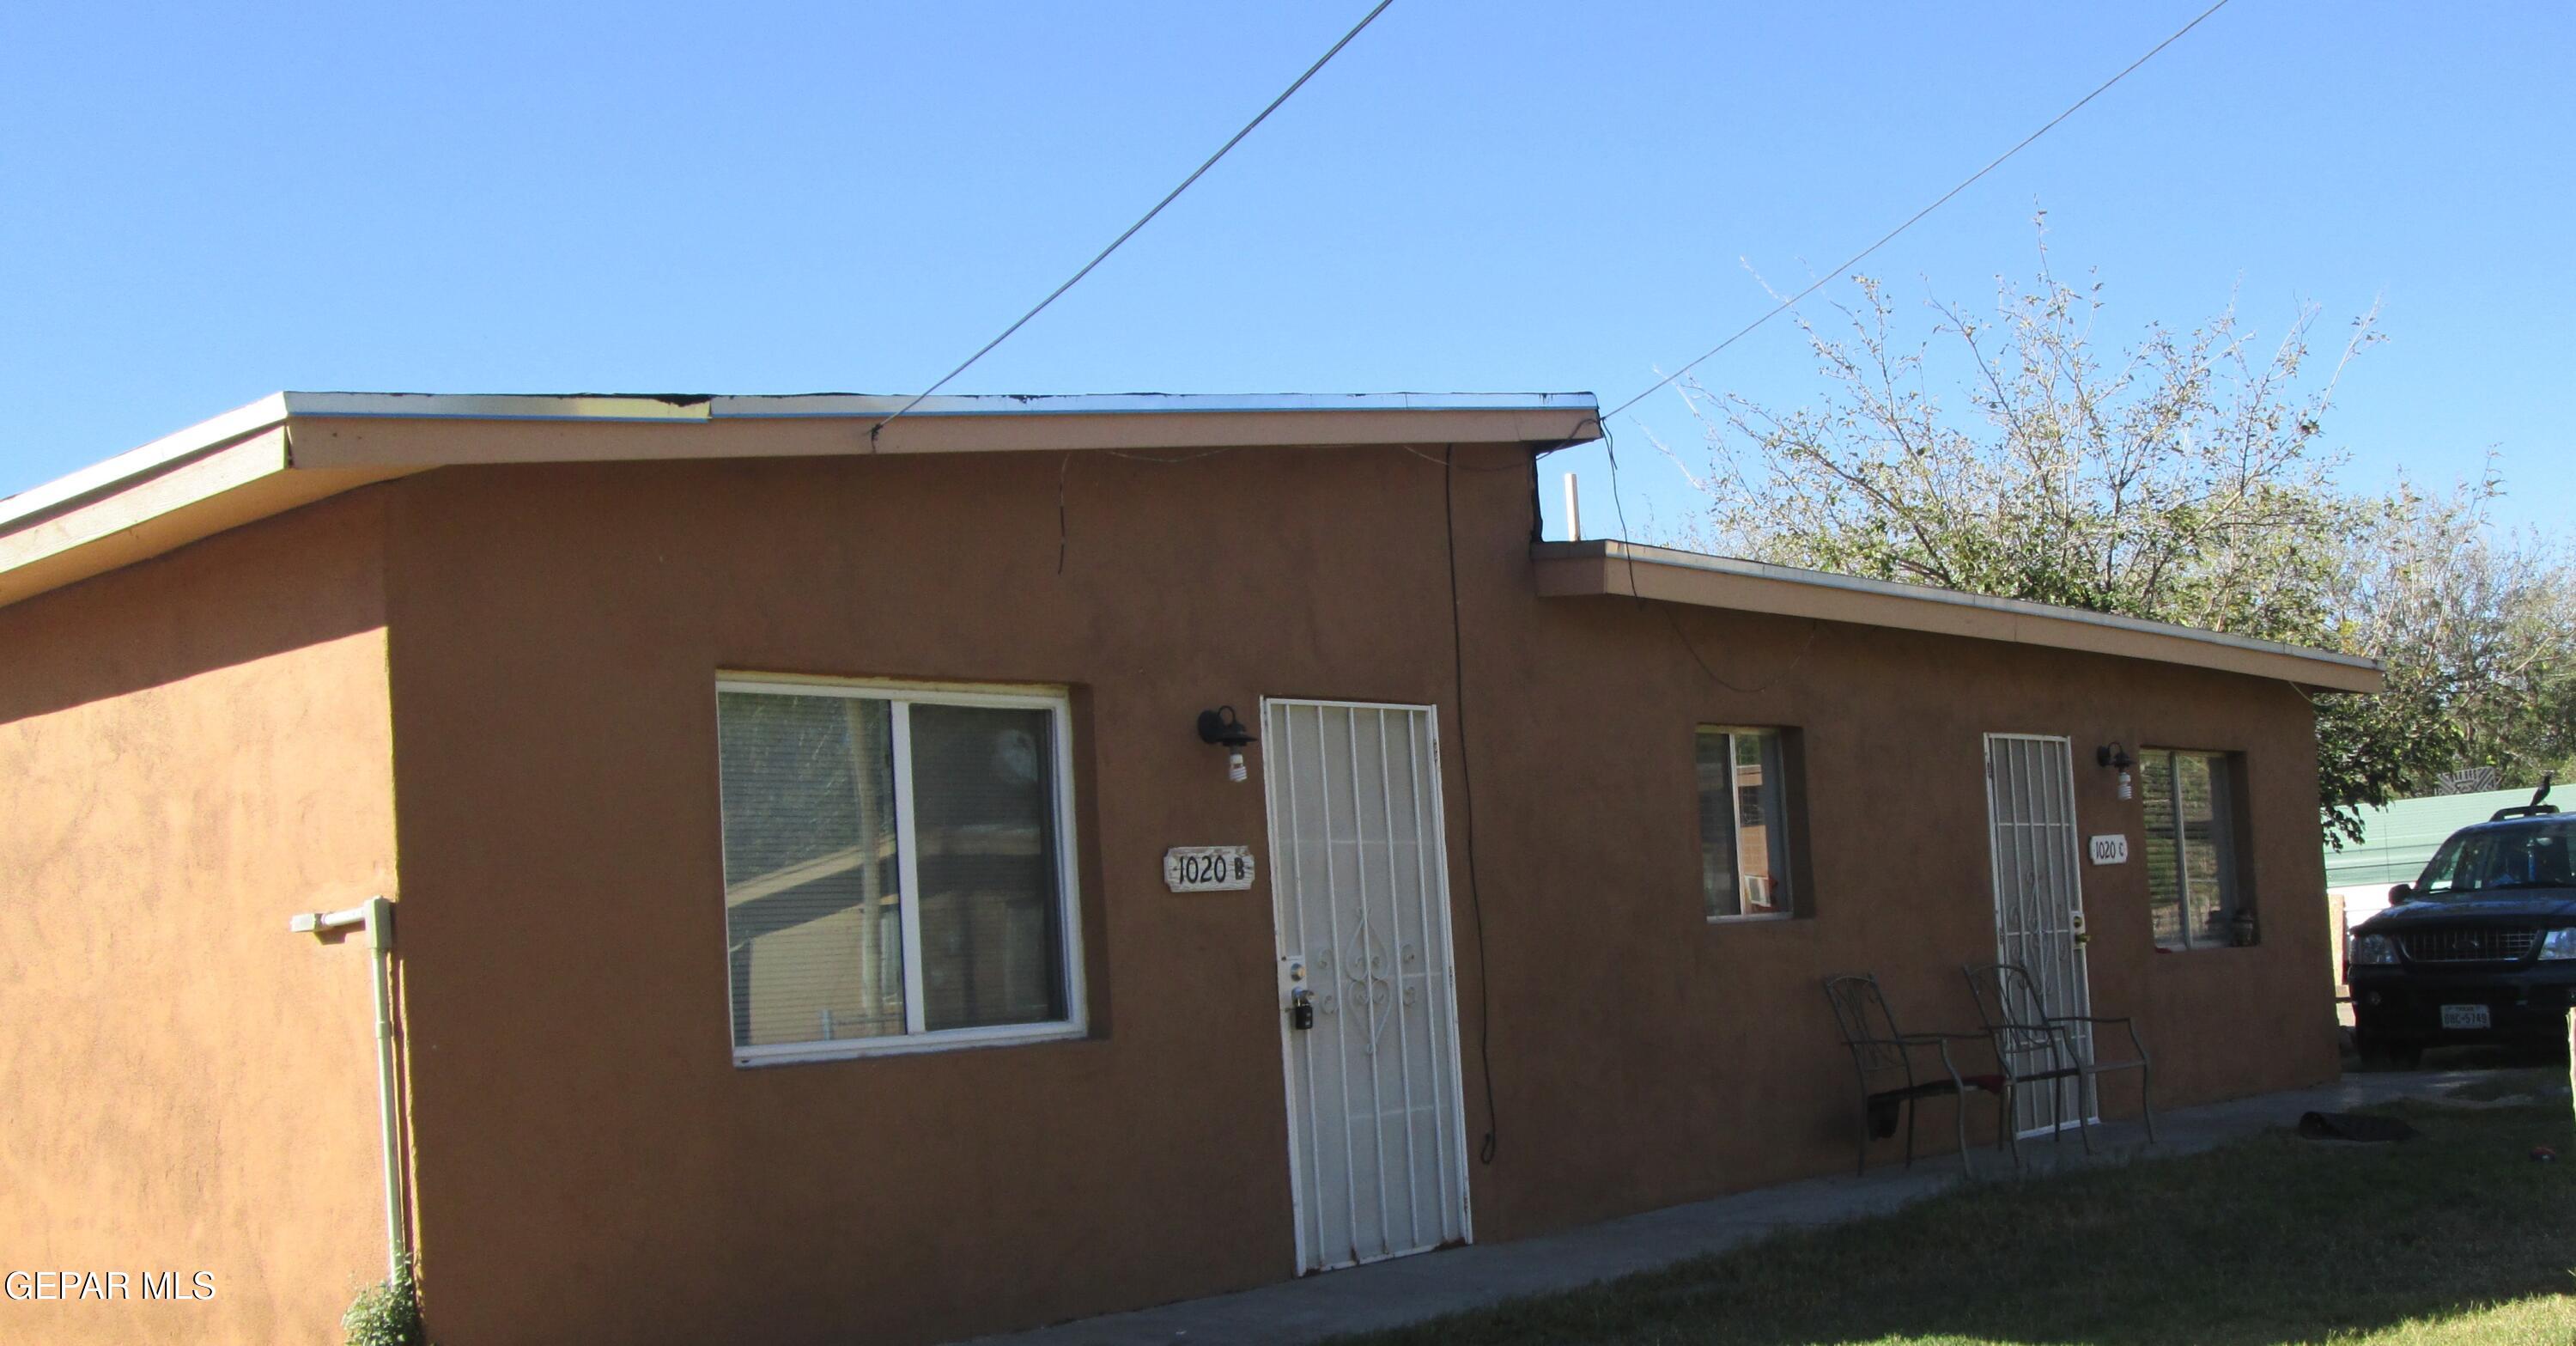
top-left (2346, 786), bottom-right (2574, 1068)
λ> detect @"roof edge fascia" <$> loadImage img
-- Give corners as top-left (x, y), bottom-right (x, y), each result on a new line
top-left (0, 394), bottom-right (292, 535)
top-left (0, 391), bottom-right (1601, 612)
top-left (1534, 539), bottom-right (2384, 693)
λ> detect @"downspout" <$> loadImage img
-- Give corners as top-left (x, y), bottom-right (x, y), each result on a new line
top-left (289, 897), bottom-right (405, 1280)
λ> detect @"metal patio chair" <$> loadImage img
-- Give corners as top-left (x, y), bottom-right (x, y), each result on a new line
top-left (1821, 974), bottom-right (2008, 1179)
top-left (1962, 960), bottom-right (2156, 1158)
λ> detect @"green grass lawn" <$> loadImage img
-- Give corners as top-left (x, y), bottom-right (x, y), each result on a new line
top-left (1331, 1103), bottom-right (2575, 1346)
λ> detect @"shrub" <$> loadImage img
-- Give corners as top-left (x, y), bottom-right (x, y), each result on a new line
top-left (342, 1254), bottom-right (427, 1346)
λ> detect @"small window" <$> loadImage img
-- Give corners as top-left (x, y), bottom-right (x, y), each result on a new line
top-left (2140, 748), bottom-right (2243, 950)
top-left (1698, 726), bottom-right (1795, 920)
top-left (714, 679), bottom-right (1084, 1064)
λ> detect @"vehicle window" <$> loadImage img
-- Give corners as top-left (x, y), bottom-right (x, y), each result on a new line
top-left (2415, 819), bottom-right (2576, 898)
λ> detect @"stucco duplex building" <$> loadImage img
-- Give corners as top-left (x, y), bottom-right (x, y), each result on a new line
top-left (0, 391), bottom-right (2376, 1343)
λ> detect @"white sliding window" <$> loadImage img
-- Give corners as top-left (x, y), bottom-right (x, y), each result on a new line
top-left (714, 678), bottom-right (1084, 1064)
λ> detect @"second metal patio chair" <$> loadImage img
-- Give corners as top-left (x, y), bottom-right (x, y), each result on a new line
top-left (1962, 960), bottom-right (2157, 1158)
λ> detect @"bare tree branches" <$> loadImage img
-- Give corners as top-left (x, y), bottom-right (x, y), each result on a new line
top-left (1665, 219), bottom-right (2570, 840)
top-left (2336, 470), bottom-right (2576, 792)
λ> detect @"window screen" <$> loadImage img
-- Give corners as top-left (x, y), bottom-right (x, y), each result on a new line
top-left (717, 692), bottom-right (904, 1047)
top-left (716, 682), bottom-right (1079, 1062)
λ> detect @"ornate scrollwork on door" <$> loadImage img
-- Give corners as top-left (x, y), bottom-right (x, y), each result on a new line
top-left (1340, 914), bottom-right (1398, 1053)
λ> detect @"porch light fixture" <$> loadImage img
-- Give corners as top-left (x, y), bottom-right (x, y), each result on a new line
top-left (1198, 705), bottom-right (1257, 783)
top-left (2097, 742), bottom-right (2136, 801)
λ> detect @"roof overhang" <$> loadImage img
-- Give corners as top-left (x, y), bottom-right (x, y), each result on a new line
top-left (1534, 539), bottom-right (2383, 693)
top-left (0, 391), bottom-right (1601, 612)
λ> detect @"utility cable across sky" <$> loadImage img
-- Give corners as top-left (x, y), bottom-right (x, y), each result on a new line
top-left (1600, 0), bottom-right (2236, 424)
top-left (870, 0), bottom-right (1399, 445)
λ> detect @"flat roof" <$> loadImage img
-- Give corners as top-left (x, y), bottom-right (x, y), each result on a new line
top-left (0, 390), bottom-right (1604, 611)
top-left (1, 391), bottom-right (1602, 528)
top-left (0, 390), bottom-right (2393, 696)
top-left (1533, 539), bottom-right (2383, 693)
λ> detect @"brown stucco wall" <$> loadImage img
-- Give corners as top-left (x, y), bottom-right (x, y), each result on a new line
top-left (0, 492), bottom-right (398, 1345)
top-left (1460, 588), bottom-right (2336, 1232)
top-left (371, 435), bottom-right (2340, 1345)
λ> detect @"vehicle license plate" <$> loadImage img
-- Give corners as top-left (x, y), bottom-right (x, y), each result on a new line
top-left (2439, 1004), bottom-right (2491, 1031)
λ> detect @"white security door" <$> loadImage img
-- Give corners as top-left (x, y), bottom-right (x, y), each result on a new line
top-left (1263, 698), bottom-right (1473, 1273)
top-left (1982, 734), bottom-right (2098, 1135)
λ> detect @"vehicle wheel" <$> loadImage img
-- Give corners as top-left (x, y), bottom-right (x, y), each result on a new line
top-left (2356, 1033), bottom-right (2424, 1070)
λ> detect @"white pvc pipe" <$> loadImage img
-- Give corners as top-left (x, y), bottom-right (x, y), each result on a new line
top-left (290, 897), bottom-right (405, 1280)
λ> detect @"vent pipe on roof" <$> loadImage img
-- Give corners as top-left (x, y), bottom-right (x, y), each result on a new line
top-left (1563, 473), bottom-right (1582, 542)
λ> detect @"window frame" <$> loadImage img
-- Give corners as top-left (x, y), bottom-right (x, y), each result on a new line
top-left (714, 674), bottom-right (1089, 1067)
top-left (2139, 746), bottom-right (2245, 952)
top-left (1696, 724), bottom-right (1798, 924)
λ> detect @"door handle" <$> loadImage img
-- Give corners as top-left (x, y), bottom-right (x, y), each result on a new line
top-left (1285, 958), bottom-right (1315, 1030)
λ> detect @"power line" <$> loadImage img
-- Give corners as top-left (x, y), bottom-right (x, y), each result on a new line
top-left (1600, 0), bottom-right (2234, 423)
top-left (870, 0), bottom-right (1398, 446)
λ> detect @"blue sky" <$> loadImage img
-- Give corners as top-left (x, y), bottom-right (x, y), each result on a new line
top-left (3, 2), bottom-right (2568, 536)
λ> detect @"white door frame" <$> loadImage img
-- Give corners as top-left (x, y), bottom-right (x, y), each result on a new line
top-left (1261, 696), bottom-right (1475, 1274)
top-left (1981, 733), bottom-right (2099, 1134)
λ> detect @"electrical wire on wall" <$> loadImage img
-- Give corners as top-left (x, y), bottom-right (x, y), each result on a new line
top-left (1056, 453), bottom-right (1073, 575)
top-left (1596, 420), bottom-right (1647, 606)
top-left (1060, 437), bottom-right (1512, 1165)
top-left (1442, 444), bottom-right (1504, 1166)
top-left (1593, 420), bottom-right (1826, 695)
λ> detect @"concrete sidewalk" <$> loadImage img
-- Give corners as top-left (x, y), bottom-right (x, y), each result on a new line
top-left (959, 1070), bottom-right (2474, 1346)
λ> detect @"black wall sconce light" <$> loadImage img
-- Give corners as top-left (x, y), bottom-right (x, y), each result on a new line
top-left (2097, 742), bottom-right (2136, 801)
top-left (1199, 705), bottom-right (1257, 783)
